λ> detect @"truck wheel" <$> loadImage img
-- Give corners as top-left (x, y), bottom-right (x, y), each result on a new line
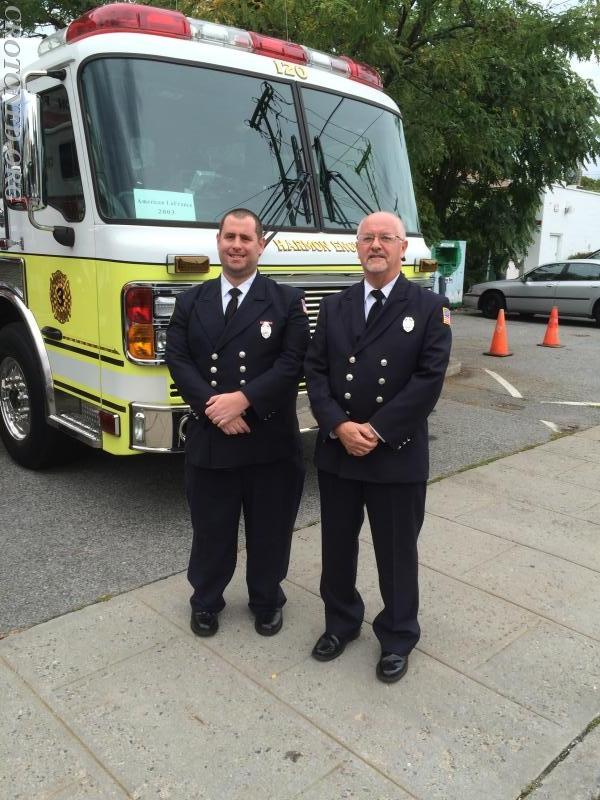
top-left (0, 323), bottom-right (62, 469)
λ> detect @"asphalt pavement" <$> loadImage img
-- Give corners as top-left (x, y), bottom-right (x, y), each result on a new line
top-left (2, 311), bottom-right (600, 637)
top-left (1, 425), bottom-right (599, 799)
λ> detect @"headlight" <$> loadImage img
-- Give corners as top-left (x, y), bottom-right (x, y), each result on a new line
top-left (154, 295), bottom-right (177, 319)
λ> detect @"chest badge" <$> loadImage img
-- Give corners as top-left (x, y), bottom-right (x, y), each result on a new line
top-left (260, 321), bottom-right (272, 339)
top-left (403, 316), bottom-right (415, 333)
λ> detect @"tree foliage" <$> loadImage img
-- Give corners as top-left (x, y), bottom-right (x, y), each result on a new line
top-left (14, 0), bottom-right (168, 32)
top-left (580, 175), bottom-right (600, 193)
top-left (17, 0), bottom-right (600, 281)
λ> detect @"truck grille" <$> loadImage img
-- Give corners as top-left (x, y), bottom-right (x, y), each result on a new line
top-left (303, 284), bottom-right (349, 333)
top-left (298, 282), bottom-right (353, 391)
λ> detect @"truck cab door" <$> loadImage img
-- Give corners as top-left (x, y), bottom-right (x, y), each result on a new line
top-left (24, 82), bottom-right (101, 406)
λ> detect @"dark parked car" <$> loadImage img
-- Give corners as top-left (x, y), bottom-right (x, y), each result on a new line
top-left (463, 259), bottom-right (600, 325)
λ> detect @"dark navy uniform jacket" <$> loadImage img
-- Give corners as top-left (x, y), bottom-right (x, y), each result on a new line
top-left (305, 274), bottom-right (452, 483)
top-left (166, 273), bottom-right (310, 468)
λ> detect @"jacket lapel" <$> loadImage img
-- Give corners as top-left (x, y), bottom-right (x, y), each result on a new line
top-left (215, 272), bottom-right (271, 349)
top-left (342, 280), bottom-right (367, 349)
top-left (192, 279), bottom-right (225, 348)
top-left (354, 273), bottom-right (411, 353)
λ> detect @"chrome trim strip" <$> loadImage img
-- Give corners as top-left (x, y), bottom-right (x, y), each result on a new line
top-left (0, 286), bottom-right (56, 416)
top-left (131, 401), bottom-right (189, 412)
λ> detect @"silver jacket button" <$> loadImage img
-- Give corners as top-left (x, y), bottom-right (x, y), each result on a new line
top-left (346, 374), bottom-right (353, 381)
top-left (210, 380), bottom-right (217, 387)
top-left (344, 392), bottom-right (351, 399)
top-left (210, 366), bottom-right (217, 373)
top-left (380, 358), bottom-right (387, 366)
top-left (211, 353), bottom-right (218, 360)
top-left (239, 351), bottom-right (246, 358)
top-left (240, 379), bottom-right (246, 386)
top-left (376, 396), bottom-right (383, 403)
top-left (240, 365), bottom-right (246, 373)
top-left (378, 377), bottom-right (385, 385)
top-left (349, 356), bottom-right (356, 364)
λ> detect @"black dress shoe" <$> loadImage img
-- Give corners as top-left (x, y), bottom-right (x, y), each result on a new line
top-left (255, 608), bottom-right (283, 636)
top-left (190, 610), bottom-right (218, 637)
top-left (311, 629), bottom-right (360, 662)
top-left (376, 652), bottom-right (408, 683)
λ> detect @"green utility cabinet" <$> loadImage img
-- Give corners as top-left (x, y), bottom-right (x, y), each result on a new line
top-left (430, 240), bottom-right (466, 304)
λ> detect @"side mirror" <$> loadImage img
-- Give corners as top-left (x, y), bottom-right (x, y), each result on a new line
top-left (22, 69), bottom-right (74, 247)
top-left (22, 83), bottom-right (44, 211)
top-left (520, 274), bottom-right (528, 283)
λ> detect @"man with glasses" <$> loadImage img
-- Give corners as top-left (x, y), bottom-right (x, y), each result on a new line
top-left (166, 209), bottom-right (309, 640)
top-left (305, 211), bottom-right (452, 682)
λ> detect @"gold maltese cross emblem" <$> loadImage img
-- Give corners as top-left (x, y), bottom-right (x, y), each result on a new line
top-left (49, 270), bottom-right (72, 324)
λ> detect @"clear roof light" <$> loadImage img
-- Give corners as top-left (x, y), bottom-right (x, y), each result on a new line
top-left (188, 19), bottom-right (252, 50)
top-left (305, 47), bottom-right (351, 77)
top-left (38, 30), bottom-right (67, 55)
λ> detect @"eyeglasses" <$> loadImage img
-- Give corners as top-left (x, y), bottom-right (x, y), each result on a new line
top-left (356, 234), bottom-right (405, 245)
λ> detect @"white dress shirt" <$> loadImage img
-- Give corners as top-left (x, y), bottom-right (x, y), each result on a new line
top-left (221, 272), bottom-right (257, 314)
top-left (363, 274), bottom-right (400, 320)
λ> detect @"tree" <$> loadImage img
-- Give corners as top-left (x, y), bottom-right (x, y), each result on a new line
top-left (15, 0), bottom-right (171, 32)
top-left (182, 0), bottom-right (600, 281)
top-left (580, 175), bottom-right (600, 193)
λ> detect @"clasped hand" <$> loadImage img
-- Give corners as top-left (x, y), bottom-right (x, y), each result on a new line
top-left (205, 391), bottom-right (250, 435)
top-left (334, 421), bottom-right (378, 457)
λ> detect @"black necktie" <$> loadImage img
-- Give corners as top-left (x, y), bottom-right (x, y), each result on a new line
top-left (366, 289), bottom-right (385, 327)
top-left (224, 287), bottom-right (241, 324)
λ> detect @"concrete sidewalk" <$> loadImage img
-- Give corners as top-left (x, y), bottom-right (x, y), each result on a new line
top-left (2, 429), bottom-right (600, 800)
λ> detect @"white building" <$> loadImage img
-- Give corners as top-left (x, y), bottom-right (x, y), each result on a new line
top-left (522, 184), bottom-right (600, 272)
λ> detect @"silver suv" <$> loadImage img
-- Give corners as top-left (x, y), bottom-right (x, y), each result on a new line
top-left (463, 259), bottom-right (600, 326)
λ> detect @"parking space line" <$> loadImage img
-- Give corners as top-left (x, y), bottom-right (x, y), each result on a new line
top-left (541, 401), bottom-right (600, 407)
top-left (484, 369), bottom-right (523, 398)
top-left (540, 420), bottom-right (561, 433)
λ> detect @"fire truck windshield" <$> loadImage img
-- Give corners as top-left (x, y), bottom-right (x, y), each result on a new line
top-left (80, 57), bottom-right (419, 232)
top-left (302, 88), bottom-right (419, 233)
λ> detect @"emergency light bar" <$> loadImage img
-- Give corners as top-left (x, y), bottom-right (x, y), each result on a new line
top-left (67, 4), bottom-right (190, 41)
top-left (41, 2), bottom-right (382, 89)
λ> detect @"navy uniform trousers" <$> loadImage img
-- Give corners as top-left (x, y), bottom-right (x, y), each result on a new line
top-left (305, 275), bottom-right (451, 655)
top-left (186, 455), bottom-right (304, 614)
top-left (317, 472), bottom-right (426, 654)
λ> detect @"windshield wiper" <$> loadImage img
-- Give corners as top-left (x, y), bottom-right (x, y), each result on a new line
top-left (292, 134), bottom-right (312, 225)
top-left (250, 88), bottom-right (312, 234)
top-left (313, 135), bottom-right (374, 228)
top-left (261, 170), bottom-right (312, 246)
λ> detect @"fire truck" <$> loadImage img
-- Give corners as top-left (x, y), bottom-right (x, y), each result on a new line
top-left (0, 2), bottom-right (435, 469)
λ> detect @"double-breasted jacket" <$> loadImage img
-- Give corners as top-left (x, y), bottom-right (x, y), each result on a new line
top-left (166, 273), bottom-right (310, 468)
top-left (305, 274), bottom-right (452, 483)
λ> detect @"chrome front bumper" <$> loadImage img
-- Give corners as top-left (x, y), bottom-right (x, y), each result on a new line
top-left (130, 402), bottom-right (191, 452)
top-left (129, 394), bottom-right (318, 453)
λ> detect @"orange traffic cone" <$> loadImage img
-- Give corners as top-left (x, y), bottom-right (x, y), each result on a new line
top-left (484, 309), bottom-right (512, 356)
top-left (538, 306), bottom-right (563, 348)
